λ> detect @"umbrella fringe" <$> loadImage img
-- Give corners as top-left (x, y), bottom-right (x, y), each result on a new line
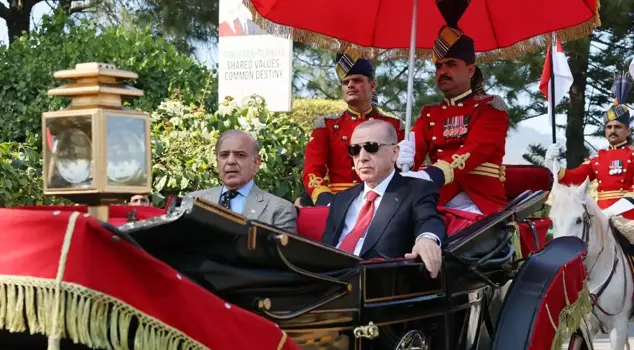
top-left (245, 0), bottom-right (600, 63)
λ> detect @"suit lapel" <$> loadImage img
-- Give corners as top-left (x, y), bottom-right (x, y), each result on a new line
top-left (329, 186), bottom-right (363, 246)
top-left (243, 185), bottom-right (267, 220)
top-left (201, 187), bottom-right (221, 204)
top-left (360, 174), bottom-right (406, 257)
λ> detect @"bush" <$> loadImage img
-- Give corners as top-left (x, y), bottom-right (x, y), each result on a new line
top-left (0, 10), bottom-right (216, 145)
top-left (280, 99), bottom-right (347, 132)
top-left (151, 95), bottom-right (309, 205)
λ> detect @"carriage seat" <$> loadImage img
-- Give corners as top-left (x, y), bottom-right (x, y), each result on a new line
top-left (296, 165), bottom-right (554, 257)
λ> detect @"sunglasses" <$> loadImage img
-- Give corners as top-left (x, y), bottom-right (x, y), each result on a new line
top-left (347, 142), bottom-right (395, 157)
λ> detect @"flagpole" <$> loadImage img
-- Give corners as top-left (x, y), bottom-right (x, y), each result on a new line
top-left (549, 33), bottom-right (557, 144)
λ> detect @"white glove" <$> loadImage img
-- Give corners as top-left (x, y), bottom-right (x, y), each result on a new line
top-left (397, 132), bottom-right (416, 171)
top-left (544, 143), bottom-right (562, 171)
top-left (401, 170), bottom-right (431, 181)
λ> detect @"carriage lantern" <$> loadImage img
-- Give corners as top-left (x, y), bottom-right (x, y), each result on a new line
top-left (42, 63), bottom-right (151, 221)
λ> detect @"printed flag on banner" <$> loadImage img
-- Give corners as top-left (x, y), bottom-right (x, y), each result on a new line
top-left (218, 0), bottom-right (293, 112)
top-left (539, 39), bottom-right (574, 115)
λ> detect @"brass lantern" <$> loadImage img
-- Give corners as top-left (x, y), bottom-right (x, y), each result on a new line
top-left (42, 63), bottom-right (151, 220)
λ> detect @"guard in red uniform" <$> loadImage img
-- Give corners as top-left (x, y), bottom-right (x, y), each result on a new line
top-left (395, 26), bottom-right (509, 215)
top-left (546, 73), bottom-right (634, 219)
top-left (301, 49), bottom-right (405, 206)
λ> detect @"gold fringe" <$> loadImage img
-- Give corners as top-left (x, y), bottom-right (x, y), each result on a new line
top-left (550, 281), bottom-right (593, 350)
top-left (245, 0), bottom-right (600, 64)
top-left (0, 275), bottom-right (208, 350)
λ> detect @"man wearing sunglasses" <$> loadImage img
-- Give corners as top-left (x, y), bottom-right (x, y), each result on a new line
top-left (321, 120), bottom-right (446, 278)
top-left (396, 26), bottom-right (509, 216)
top-left (301, 48), bottom-right (405, 207)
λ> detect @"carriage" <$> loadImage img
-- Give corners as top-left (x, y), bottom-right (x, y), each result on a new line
top-left (0, 163), bottom-right (594, 350)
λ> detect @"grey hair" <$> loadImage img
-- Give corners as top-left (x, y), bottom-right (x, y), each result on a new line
top-left (215, 129), bottom-right (261, 155)
top-left (354, 119), bottom-right (398, 144)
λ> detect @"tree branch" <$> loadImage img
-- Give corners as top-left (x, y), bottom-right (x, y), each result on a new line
top-left (0, 2), bottom-right (8, 20)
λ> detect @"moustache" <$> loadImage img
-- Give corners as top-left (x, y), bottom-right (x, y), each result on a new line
top-left (438, 75), bottom-right (452, 82)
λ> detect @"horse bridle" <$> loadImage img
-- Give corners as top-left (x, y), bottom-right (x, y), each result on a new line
top-left (578, 203), bottom-right (628, 321)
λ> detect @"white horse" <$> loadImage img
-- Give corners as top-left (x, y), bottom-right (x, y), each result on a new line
top-left (549, 176), bottom-right (634, 349)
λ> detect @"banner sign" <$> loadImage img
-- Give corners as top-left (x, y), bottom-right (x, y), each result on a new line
top-left (218, 0), bottom-right (293, 112)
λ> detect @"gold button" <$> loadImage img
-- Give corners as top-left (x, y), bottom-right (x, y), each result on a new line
top-left (442, 106), bottom-right (447, 110)
top-left (351, 117), bottom-right (357, 121)
top-left (474, 104), bottom-right (479, 107)
top-left (342, 136), bottom-right (348, 140)
top-left (595, 162), bottom-right (598, 165)
top-left (599, 180), bottom-right (602, 184)
top-left (351, 166), bottom-right (355, 170)
top-left (430, 122), bottom-right (435, 126)
top-left (353, 180), bottom-right (358, 184)
top-left (622, 179), bottom-right (625, 182)
top-left (333, 124), bottom-right (339, 129)
top-left (621, 188), bottom-right (624, 191)
top-left (629, 160), bottom-right (632, 163)
top-left (369, 117), bottom-right (374, 120)
top-left (460, 145), bottom-right (464, 148)
top-left (426, 113), bottom-right (431, 117)
top-left (458, 103), bottom-right (464, 107)
top-left (625, 169), bottom-right (628, 173)
top-left (438, 149), bottom-right (443, 152)
top-left (432, 136), bottom-right (437, 141)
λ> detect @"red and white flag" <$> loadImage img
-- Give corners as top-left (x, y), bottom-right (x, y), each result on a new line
top-left (539, 38), bottom-right (573, 116)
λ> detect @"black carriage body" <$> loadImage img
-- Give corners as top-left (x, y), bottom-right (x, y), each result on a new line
top-left (105, 189), bottom-right (550, 350)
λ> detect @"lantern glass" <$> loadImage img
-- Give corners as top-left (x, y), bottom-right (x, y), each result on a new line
top-left (106, 114), bottom-right (148, 186)
top-left (45, 115), bottom-right (94, 189)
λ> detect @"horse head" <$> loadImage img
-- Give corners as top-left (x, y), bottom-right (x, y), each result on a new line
top-left (549, 176), bottom-right (610, 254)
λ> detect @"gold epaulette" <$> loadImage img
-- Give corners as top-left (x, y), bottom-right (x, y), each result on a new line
top-left (312, 113), bottom-right (342, 130)
top-left (473, 94), bottom-right (508, 112)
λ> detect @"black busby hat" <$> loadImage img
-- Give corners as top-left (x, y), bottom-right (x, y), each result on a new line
top-left (335, 48), bottom-right (374, 82)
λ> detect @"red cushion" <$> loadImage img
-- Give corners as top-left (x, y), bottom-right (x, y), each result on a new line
top-left (518, 217), bottom-right (551, 258)
top-left (438, 206), bottom-right (485, 236)
top-left (503, 165), bottom-right (553, 200)
top-left (13, 205), bottom-right (165, 226)
top-left (297, 206), bottom-right (330, 241)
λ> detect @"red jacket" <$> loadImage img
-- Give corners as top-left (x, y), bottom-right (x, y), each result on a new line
top-left (412, 91), bottom-right (509, 215)
top-left (302, 106), bottom-right (405, 205)
top-left (558, 141), bottom-right (634, 219)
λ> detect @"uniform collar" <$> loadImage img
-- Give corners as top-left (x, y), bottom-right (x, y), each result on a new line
top-left (347, 105), bottom-right (375, 119)
top-left (608, 140), bottom-right (629, 150)
top-left (443, 89), bottom-right (473, 106)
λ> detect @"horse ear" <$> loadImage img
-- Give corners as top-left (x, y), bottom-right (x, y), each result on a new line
top-left (579, 176), bottom-right (591, 195)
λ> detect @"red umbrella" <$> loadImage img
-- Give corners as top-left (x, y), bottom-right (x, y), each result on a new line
top-left (247, 0), bottom-right (599, 61)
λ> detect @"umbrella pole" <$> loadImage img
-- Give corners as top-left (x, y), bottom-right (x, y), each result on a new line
top-left (403, 0), bottom-right (419, 173)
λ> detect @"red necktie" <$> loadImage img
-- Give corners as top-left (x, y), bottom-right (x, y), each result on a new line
top-left (339, 191), bottom-right (380, 254)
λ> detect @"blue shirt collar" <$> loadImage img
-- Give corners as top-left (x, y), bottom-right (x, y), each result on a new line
top-left (221, 179), bottom-right (254, 198)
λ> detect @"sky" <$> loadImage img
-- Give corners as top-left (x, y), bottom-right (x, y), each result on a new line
top-left (0, 1), bottom-right (613, 165)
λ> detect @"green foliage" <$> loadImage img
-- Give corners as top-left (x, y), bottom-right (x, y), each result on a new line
top-left (280, 98), bottom-right (347, 131)
top-left (0, 10), bottom-right (217, 145)
top-left (0, 140), bottom-right (69, 207)
top-left (151, 95), bottom-right (309, 204)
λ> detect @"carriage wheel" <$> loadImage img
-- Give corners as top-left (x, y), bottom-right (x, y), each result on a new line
top-left (567, 333), bottom-right (590, 350)
top-left (395, 330), bottom-right (427, 350)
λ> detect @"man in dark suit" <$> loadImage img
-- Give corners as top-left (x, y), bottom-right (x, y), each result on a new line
top-left (321, 119), bottom-right (446, 278)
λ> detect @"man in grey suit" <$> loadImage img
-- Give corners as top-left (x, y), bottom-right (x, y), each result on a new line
top-left (181, 130), bottom-right (297, 233)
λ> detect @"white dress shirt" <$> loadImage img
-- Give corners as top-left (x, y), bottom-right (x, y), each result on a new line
top-left (220, 180), bottom-right (254, 214)
top-left (336, 171), bottom-right (441, 256)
